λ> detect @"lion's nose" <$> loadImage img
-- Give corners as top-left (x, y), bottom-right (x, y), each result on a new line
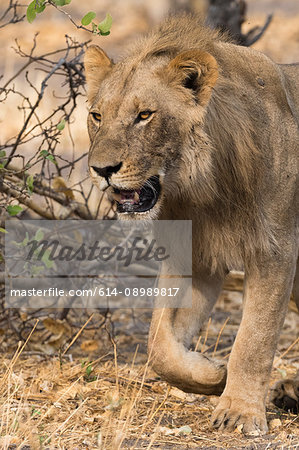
top-left (91, 162), bottom-right (122, 179)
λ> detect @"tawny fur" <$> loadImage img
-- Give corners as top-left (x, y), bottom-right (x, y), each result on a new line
top-left (84, 15), bottom-right (299, 434)
top-left (85, 15), bottom-right (297, 272)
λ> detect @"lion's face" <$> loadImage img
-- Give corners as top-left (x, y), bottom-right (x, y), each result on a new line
top-left (85, 46), bottom-right (218, 218)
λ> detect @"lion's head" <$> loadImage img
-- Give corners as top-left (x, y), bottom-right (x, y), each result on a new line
top-left (84, 29), bottom-right (218, 218)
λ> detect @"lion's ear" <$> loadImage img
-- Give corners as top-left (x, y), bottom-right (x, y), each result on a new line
top-left (164, 50), bottom-right (218, 107)
top-left (84, 45), bottom-right (114, 103)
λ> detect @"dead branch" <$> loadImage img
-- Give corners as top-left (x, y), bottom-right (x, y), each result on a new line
top-left (244, 14), bottom-right (273, 46)
top-left (1, 181), bottom-right (55, 219)
top-left (0, 0), bottom-right (25, 29)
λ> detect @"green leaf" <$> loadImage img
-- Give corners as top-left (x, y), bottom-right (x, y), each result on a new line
top-left (277, 368), bottom-right (287, 378)
top-left (30, 265), bottom-right (45, 276)
top-left (21, 234), bottom-right (29, 247)
top-left (31, 408), bottom-right (41, 417)
top-left (26, 174), bottom-right (34, 194)
top-left (53, 0), bottom-right (68, 5)
top-left (86, 363), bottom-right (93, 377)
top-left (0, 227), bottom-right (7, 234)
top-left (54, 0), bottom-right (71, 5)
top-left (35, 0), bottom-right (46, 13)
top-left (7, 205), bottom-right (23, 216)
top-left (98, 13), bottom-right (112, 34)
top-left (57, 119), bottom-right (66, 131)
top-left (0, 150), bottom-right (6, 158)
top-left (26, 0), bottom-right (45, 23)
top-left (178, 425), bottom-right (192, 435)
top-left (26, 1), bottom-right (37, 23)
top-left (46, 154), bottom-right (57, 165)
top-left (91, 22), bottom-right (98, 34)
top-left (40, 150), bottom-right (57, 165)
top-left (34, 229), bottom-right (44, 241)
top-left (81, 11), bottom-right (96, 26)
top-left (41, 250), bottom-right (54, 269)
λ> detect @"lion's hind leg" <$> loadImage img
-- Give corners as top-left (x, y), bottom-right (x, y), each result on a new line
top-left (148, 269), bottom-right (227, 395)
top-left (270, 372), bottom-right (299, 414)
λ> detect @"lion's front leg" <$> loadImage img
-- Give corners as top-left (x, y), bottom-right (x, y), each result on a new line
top-left (212, 249), bottom-right (297, 434)
top-left (148, 268), bottom-right (226, 395)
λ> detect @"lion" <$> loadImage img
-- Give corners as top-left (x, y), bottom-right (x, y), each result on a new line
top-left (270, 370), bottom-right (299, 414)
top-left (84, 15), bottom-right (299, 434)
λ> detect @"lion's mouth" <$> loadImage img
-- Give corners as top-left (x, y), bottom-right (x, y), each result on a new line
top-left (111, 175), bottom-right (161, 213)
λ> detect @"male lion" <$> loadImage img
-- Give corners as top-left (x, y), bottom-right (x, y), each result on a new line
top-left (84, 16), bottom-right (299, 433)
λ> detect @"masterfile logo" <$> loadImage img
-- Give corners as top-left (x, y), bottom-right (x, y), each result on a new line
top-left (5, 220), bottom-right (192, 309)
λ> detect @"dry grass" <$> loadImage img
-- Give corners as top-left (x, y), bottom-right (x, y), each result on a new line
top-left (0, 279), bottom-right (298, 449)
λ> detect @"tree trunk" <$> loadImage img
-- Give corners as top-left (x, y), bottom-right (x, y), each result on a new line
top-left (206, 0), bottom-right (272, 46)
top-left (206, 0), bottom-right (246, 43)
top-left (170, 0), bottom-right (272, 47)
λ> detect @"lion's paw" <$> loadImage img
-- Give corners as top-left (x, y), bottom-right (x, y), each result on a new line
top-left (270, 376), bottom-right (299, 414)
top-left (211, 396), bottom-right (268, 435)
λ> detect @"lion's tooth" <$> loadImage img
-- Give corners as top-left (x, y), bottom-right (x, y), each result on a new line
top-left (133, 191), bottom-right (140, 203)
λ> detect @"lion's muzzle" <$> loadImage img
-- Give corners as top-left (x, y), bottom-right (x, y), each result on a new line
top-left (110, 175), bottom-right (161, 214)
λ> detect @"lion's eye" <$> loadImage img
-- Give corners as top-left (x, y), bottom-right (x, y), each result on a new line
top-left (138, 111), bottom-right (153, 121)
top-left (91, 112), bottom-right (102, 123)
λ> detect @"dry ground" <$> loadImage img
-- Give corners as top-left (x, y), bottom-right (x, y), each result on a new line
top-left (1, 0), bottom-right (299, 448)
top-left (0, 277), bottom-right (298, 449)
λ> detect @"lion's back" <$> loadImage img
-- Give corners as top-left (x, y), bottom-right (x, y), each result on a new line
top-left (279, 64), bottom-right (299, 126)
top-left (279, 64), bottom-right (299, 223)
